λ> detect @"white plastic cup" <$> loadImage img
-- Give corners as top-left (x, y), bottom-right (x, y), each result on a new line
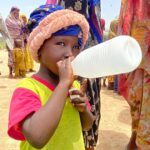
top-left (71, 35), bottom-right (142, 78)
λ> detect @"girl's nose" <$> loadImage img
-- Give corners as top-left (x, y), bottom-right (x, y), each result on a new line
top-left (64, 47), bottom-right (73, 59)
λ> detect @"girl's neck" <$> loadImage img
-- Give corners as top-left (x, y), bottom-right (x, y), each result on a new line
top-left (35, 64), bottom-right (59, 87)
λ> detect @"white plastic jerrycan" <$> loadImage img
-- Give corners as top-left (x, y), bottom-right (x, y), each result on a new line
top-left (71, 35), bottom-right (142, 78)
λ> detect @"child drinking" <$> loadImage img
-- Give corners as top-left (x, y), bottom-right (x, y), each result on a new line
top-left (13, 39), bottom-right (26, 78)
top-left (8, 4), bottom-right (94, 150)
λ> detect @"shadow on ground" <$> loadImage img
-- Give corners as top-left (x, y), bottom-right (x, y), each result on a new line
top-left (118, 107), bottom-right (131, 126)
top-left (97, 130), bottom-right (129, 150)
top-left (0, 85), bottom-right (7, 88)
top-left (0, 75), bottom-right (9, 78)
top-left (101, 87), bottom-right (124, 101)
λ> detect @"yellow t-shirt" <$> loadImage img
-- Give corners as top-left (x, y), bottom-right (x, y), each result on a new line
top-left (9, 76), bottom-right (85, 150)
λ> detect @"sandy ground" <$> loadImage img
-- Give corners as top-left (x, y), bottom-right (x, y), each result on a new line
top-left (0, 50), bottom-right (132, 150)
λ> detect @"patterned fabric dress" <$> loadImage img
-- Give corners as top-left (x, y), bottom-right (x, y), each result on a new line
top-left (58, 0), bottom-right (87, 15)
top-left (118, 0), bottom-right (150, 149)
top-left (82, 78), bottom-right (101, 148)
top-left (5, 10), bottom-right (23, 69)
top-left (54, 0), bottom-right (102, 148)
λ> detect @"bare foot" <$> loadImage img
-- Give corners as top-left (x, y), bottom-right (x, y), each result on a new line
top-left (9, 74), bottom-right (13, 78)
top-left (126, 143), bottom-right (137, 150)
top-left (126, 131), bottom-right (138, 150)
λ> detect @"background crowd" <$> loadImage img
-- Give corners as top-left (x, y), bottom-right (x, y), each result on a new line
top-left (0, 0), bottom-right (150, 150)
top-left (4, 6), bottom-right (34, 78)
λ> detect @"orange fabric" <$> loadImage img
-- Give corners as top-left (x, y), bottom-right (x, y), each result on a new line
top-left (118, 0), bottom-right (150, 97)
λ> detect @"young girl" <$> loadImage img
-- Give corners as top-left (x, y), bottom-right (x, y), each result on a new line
top-left (8, 4), bottom-right (94, 150)
top-left (13, 39), bottom-right (26, 78)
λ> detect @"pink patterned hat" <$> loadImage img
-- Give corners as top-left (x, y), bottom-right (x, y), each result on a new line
top-left (28, 6), bottom-right (89, 62)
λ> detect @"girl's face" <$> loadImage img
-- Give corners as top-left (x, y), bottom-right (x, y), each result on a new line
top-left (39, 35), bottom-right (81, 75)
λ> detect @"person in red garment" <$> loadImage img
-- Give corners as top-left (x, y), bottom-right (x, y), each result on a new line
top-left (118, 0), bottom-right (150, 149)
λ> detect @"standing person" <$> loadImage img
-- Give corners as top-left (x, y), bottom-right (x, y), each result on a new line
top-left (46, 1), bottom-right (102, 150)
top-left (99, 18), bottom-right (107, 87)
top-left (20, 14), bottom-right (34, 72)
top-left (0, 13), bottom-right (13, 76)
top-left (13, 39), bottom-right (26, 78)
top-left (5, 6), bottom-right (23, 78)
top-left (107, 18), bottom-right (119, 91)
top-left (8, 4), bottom-right (94, 150)
top-left (118, 0), bottom-right (150, 149)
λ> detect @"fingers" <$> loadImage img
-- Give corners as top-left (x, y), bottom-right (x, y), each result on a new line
top-left (69, 87), bottom-right (87, 112)
top-left (69, 88), bottom-right (85, 103)
top-left (57, 57), bottom-right (71, 68)
top-left (70, 95), bottom-right (86, 112)
top-left (69, 88), bottom-right (84, 97)
top-left (56, 60), bottom-right (62, 68)
top-left (65, 57), bottom-right (71, 68)
top-left (70, 96), bottom-right (85, 104)
top-left (69, 94), bottom-right (80, 100)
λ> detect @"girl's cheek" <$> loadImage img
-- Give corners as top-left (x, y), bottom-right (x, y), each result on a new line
top-left (70, 56), bottom-right (75, 62)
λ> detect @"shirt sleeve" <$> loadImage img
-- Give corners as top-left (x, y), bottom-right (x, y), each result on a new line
top-left (8, 87), bottom-right (41, 141)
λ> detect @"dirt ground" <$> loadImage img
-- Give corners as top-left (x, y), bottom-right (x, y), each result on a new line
top-left (0, 50), bottom-right (132, 150)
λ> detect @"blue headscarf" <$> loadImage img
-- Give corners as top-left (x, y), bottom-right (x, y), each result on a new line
top-left (88, 0), bottom-right (100, 6)
top-left (27, 4), bottom-right (82, 46)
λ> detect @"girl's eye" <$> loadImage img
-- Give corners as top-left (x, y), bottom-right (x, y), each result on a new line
top-left (56, 42), bottom-right (65, 46)
top-left (73, 45), bottom-right (80, 50)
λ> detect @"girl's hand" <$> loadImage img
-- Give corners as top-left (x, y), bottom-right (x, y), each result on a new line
top-left (57, 57), bottom-right (74, 87)
top-left (70, 80), bottom-right (94, 131)
top-left (69, 79), bottom-right (88, 112)
top-left (69, 89), bottom-right (87, 112)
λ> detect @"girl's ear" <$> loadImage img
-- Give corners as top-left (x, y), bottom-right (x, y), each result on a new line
top-left (38, 49), bottom-right (42, 61)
